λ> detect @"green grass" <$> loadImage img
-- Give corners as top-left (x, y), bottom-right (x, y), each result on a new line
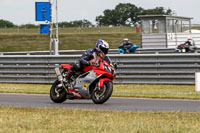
top-left (0, 27), bottom-right (141, 52)
top-left (113, 84), bottom-right (200, 100)
top-left (0, 83), bottom-right (50, 94)
top-left (0, 27), bottom-right (137, 34)
top-left (0, 83), bottom-right (199, 133)
top-left (0, 83), bottom-right (200, 100)
top-left (0, 106), bottom-right (200, 133)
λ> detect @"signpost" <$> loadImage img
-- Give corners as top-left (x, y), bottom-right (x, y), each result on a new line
top-left (35, 2), bottom-right (51, 21)
top-left (40, 24), bottom-right (50, 34)
top-left (35, 0), bottom-right (59, 55)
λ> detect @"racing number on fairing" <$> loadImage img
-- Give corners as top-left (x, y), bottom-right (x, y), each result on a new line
top-left (82, 84), bottom-right (88, 90)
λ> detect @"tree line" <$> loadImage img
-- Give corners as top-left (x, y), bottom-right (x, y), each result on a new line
top-left (0, 3), bottom-right (173, 28)
top-left (96, 3), bottom-right (172, 26)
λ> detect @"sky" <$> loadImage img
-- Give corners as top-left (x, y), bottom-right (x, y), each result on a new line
top-left (0, 0), bottom-right (200, 25)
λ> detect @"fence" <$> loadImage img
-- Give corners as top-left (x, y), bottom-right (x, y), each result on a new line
top-left (0, 53), bottom-right (200, 84)
top-left (141, 33), bottom-right (200, 49)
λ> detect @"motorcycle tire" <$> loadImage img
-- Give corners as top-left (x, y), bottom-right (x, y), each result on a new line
top-left (91, 81), bottom-right (113, 104)
top-left (50, 80), bottom-right (67, 103)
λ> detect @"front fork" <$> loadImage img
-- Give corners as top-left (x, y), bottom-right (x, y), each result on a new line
top-left (54, 68), bottom-right (69, 93)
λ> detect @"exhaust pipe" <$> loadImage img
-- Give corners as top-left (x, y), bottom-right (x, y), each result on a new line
top-left (55, 68), bottom-right (63, 82)
top-left (54, 68), bottom-right (69, 93)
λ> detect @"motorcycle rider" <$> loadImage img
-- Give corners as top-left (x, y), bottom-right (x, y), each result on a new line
top-left (176, 37), bottom-right (196, 52)
top-left (183, 36), bottom-right (196, 52)
top-left (118, 38), bottom-right (139, 53)
top-left (184, 37), bottom-right (195, 45)
top-left (66, 39), bottom-right (110, 80)
top-left (121, 38), bottom-right (134, 53)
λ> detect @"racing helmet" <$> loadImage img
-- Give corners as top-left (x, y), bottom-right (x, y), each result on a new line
top-left (96, 39), bottom-right (109, 55)
top-left (187, 36), bottom-right (193, 43)
top-left (188, 36), bottom-right (193, 40)
top-left (123, 38), bottom-right (129, 43)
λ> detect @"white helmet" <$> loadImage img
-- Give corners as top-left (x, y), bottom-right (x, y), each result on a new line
top-left (96, 39), bottom-right (109, 55)
top-left (123, 38), bottom-right (129, 41)
top-left (123, 38), bottom-right (129, 43)
top-left (187, 36), bottom-right (193, 43)
top-left (188, 36), bottom-right (193, 40)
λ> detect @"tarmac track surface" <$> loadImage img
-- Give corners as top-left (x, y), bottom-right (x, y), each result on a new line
top-left (0, 93), bottom-right (200, 112)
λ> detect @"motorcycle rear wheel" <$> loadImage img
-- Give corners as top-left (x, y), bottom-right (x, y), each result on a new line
top-left (91, 81), bottom-right (113, 104)
top-left (50, 80), bottom-right (67, 103)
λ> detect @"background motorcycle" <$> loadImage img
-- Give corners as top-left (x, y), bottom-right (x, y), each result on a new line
top-left (175, 43), bottom-right (196, 53)
top-left (118, 45), bottom-right (139, 54)
top-left (50, 56), bottom-right (117, 104)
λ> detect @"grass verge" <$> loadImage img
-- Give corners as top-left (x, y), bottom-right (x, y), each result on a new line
top-left (0, 106), bottom-right (200, 133)
top-left (0, 27), bottom-right (141, 52)
top-left (0, 83), bottom-right (200, 100)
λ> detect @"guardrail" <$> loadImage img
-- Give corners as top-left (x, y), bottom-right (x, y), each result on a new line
top-left (0, 53), bottom-right (199, 84)
top-left (0, 48), bottom-right (193, 55)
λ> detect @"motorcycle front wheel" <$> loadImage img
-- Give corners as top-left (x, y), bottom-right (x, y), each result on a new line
top-left (91, 81), bottom-right (113, 104)
top-left (50, 80), bottom-right (67, 103)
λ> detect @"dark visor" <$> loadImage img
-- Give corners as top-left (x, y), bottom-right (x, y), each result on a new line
top-left (100, 45), bottom-right (109, 54)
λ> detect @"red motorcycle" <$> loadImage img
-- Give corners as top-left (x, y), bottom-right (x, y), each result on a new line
top-left (50, 56), bottom-right (117, 104)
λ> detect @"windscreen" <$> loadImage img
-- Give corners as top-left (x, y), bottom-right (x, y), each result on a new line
top-left (103, 56), bottom-right (112, 64)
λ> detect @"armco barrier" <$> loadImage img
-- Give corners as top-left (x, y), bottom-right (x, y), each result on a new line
top-left (0, 53), bottom-right (199, 84)
top-left (0, 48), bottom-right (196, 55)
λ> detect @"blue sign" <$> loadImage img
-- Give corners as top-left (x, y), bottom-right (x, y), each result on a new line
top-left (35, 2), bottom-right (51, 21)
top-left (40, 24), bottom-right (50, 34)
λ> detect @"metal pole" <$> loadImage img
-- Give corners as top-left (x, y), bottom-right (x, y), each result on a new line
top-left (195, 72), bottom-right (200, 92)
top-left (49, 0), bottom-right (53, 55)
top-left (54, 0), bottom-right (59, 55)
top-left (175, 20), bottom-right (178, 47)
top-left (56, 0), bottom-right (58, 39)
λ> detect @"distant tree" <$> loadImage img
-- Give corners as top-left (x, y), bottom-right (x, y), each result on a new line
top-left (58, 21), bottom-right (73, 27)
top-left (143, 7), bottom-right (172, 15)
top-left (0, 19), bottom-right (15, 28)
top-left (59, 19), bottom-right (93, 28)
top-left (19, 24), bottom-right (39, 28)
top-left (96, 3), bottom-right (143, 26)
top-left (97, 9), bottom-right (121, 26)
top-left (96, 3), bottom-right (173, 26)
top-left (81, 19), bottom-right (94, 27)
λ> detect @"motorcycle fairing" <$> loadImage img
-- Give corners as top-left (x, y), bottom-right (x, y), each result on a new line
top-left (98, 78), bottom-right (112, 88)
top-left (68, 89), bottom-right (83, 98)
top-left (61, 64), bottom-right (72, 69)
top-left (93, 67), bottom-right (115, 80)
top-left (73, 70), bottom-right (97, 98)
top-left (82, 65), bottom-right (93, 72)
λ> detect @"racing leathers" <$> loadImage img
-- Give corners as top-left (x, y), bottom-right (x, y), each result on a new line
top-left (81, 48), bottom-right (99, 66)
top-left (183, 40), bottom-right (195, 52)
top-left (119, 40), bottom-right (134, 53)
top-left (67, 48), bottom-right (99, 79)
